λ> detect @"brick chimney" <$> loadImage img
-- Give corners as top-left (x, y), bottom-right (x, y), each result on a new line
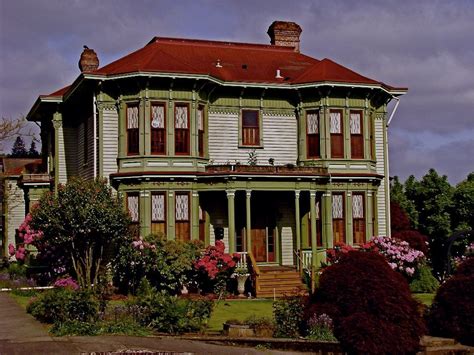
top-left (78, 46), bottom-right (99, 72)
top-left (267, 21), bottom-right (302, 52)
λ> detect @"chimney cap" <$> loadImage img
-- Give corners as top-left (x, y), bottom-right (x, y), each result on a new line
top-left (79, 46), bottom-right (99, 72)
top-left (267, 21), bottom-right (302, 52)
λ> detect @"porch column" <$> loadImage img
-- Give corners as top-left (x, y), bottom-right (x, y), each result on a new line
top-left (226, 190), bottom-right (236, 253)
top-left (310, 191), bottom-right (317, 292)
top-left (52, 112), bottom-right (62, 196)
top-left (367, 191), bottom-right (374, 240)
top-left (246, 190), bottom-right (252, 252)
top-left (167, 191), bottom-right (175, 240)
top-left (191, 192), bottom-right (200, 240)
top-left (346, 192), bottom-right (353, 245)
top-left (295, 190), bottom-right (301, 270)
top-left (322, 192), bottom-right (333, 248)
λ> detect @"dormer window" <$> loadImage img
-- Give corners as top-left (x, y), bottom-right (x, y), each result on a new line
top-left (175, 104), bottom-right (190, 155)
top-left (127, 104), bottom-right (139, 155)
top-left (242, 110), bottom-right (260, 146)
top-left (151, 103), bottom-right (166, 155)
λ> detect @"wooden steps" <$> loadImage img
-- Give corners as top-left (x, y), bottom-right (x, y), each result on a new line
top-left (254, 266), bottom-right (307, 298)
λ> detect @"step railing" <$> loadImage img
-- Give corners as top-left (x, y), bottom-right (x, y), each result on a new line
top-left (236, 251), bottom-right (248, 270)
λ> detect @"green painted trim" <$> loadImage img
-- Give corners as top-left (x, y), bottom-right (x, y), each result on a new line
top-left (52, 112), bottom-right (62, 195)
top-left (345, 192), bottom-right (354, 245)
top-left (294, 191), bottom-right (301, 253)
top-left (192, 191), bottom-right (199, 240)
top-left (322, 192), bottom-right (333, 248)
top-left (245, 190), bottom-right (251, 252)
top-left (98, 104), bottom-right (104, 177)
top-left (226, 190), bottom-right (236, 253)
top-left (167, 190), bottom-right (175, 240)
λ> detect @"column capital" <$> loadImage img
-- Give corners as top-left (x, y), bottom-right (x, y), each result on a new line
top-left (246, 190), bottom-right (252, 198)
top-left (226, 190), bottom-right (236, 198)
top-left (310, 190), bottom-right (317, 198)
top-left (192, 191), bottom-right (199, 198)
top-left (52, 113), bottom-right (62, 129)
top-left (295, 190), bottom-right (300, 199)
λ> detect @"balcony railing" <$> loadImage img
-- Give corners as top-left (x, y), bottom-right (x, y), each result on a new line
top-left (206, 164), bottom-right (327, 175)
top-left (19, 173), bottom-right (51, 184)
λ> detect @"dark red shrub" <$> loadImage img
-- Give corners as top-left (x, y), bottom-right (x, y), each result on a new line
top-left (308, 251), bottom-right (425, 354)
top-left (427, 257), bottom-right (474, 346)
top-left (392, 230), bottom-right (429, 255)
top-left (391, 201), bottom-right (411, 231)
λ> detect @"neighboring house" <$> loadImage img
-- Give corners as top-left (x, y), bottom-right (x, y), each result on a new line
top-left (0, 157), bottom-right (47, 257)
top-left (24, 21), bottom-right (406, 295)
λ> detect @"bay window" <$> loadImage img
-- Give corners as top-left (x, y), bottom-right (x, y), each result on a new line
top-left (306, 110), bottom-right (320, 158)
top-left (151, 103), bottom-right (166, 155)
top-left (127, 104), bottom-right (139, 155)
top-left (350, 110), bottom-right (364, 159)
top-left (330, 109), bottom-right (344, 158)
top-left (175, 104), bottom-right (190, 155)
top-left (332, 193), bottom-right (345, 244)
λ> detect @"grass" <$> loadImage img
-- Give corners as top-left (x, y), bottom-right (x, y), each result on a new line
top-left (207, 299), bottom-right (274, 332)
top-left (413, 293), bottom-right (435, 306)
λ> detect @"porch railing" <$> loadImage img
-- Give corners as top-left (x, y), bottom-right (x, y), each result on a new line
top-left (236, 251), bottom-right (248, 270)
top-left (299, 249), bottom-right (328, 272)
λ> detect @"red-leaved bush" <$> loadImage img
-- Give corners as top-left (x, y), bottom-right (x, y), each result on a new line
top-left (427, 257), bottom-right (474, 346)
top-left (392, 230), bottom-right (429, 255)
top-left (307, 251), bottom-right (425, 354)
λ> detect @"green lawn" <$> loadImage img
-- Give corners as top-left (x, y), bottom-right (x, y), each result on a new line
top-left (207, 299), bottom-right (274, 332)
top-left (413, 293), bottom-right (435, 306)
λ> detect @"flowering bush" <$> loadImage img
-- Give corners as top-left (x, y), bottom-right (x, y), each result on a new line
top-left (306, 313), bottom-right (337, 341)
top-left (370, 236), bottom-right (425, 278)
top-left (194, 240), bottom-right (239, 279)
top-left (326, 242), bottom-right (373, 264)
top-left (54, 276), bottom-right (79, 290)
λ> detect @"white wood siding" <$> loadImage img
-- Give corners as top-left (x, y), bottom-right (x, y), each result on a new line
top-left (63, 126), bottom-right (78, 178)
top-left (102, 108), bottom-right (119, 181)
top-left (208, 112), bottom-right (297, 165)
top-left (374, 117), bottom-right (387, 235)
top-left (5, 179), bottom-right (24, 255)
top-left (279, 199), bottom-right (295, 266)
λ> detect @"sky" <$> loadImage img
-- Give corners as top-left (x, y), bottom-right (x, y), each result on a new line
top-left (1, 0), bottom-right (473, 184)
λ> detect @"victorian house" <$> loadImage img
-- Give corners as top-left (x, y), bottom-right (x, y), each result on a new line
top-left (20, 21), bottom-right (406, 296)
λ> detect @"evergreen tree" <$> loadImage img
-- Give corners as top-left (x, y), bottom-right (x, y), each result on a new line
top-left (10, 136), bottom-right (27, 157)
top-left (28, 140), bottom-right (40, 157)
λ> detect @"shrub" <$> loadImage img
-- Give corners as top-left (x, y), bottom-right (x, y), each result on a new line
top-left (244, 315), bottom-right (274, 331)
top-left (27, 288), bottom-right (99, 324)
top-left (427, 257), bottom-right (474, 346)
top-left (273, 295), bottom-right (306, 338)
top-left (410, 263), bottom-right (439, 293)
top-left (114, 235), bottom-right (202, 295)
top-left (308, 251), bottom-right (425, 354)
top-left (50, 320), bottom-right (100, 336)
top-left (130, 279), bottom-right (213, 334)
top-left (392, 230), bottom-right (429, 255)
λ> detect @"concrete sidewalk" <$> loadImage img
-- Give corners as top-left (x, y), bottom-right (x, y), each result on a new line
top-left (0, 293), bottom-right (300, 354)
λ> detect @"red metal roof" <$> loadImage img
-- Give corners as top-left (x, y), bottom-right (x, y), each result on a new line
top-left (44, 36), bottom-right (405, 97)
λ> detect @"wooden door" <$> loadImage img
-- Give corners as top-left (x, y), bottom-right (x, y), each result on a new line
top-left (252, 228), bottom-right (267, 262)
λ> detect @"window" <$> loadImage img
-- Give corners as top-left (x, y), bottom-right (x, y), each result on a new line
top-left (127, 192), bottom-right (139, 224)
top-left (151, 192), bottom-right (166, 236)
top-left (175, 192), bottom-right (190, 241)
top-left (197, 105), bottom-right (205, 157)
top-left (369, 114), bottom-right (374, 160)
top-left (175, 104), bottom-right (190, 155)
top-left (330, 109), bottom-right (344, 158)
top-left (242, 110), bottom-right (260, 146)
top-left (352, 193), bottom-right (366, 244)
top-left (332, 193), bottom-right (345, 244)
top-left (151, 103), bottom-right (166, 155)
top-left (350, 110), bottom-right (364, 159)
top-left (127, 104), bottom-right (139, 155)
top-left (306, 110), bottom-right (320, 158)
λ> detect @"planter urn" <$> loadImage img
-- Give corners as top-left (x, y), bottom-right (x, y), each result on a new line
top-left (236, 274), bottom-right (249, 297)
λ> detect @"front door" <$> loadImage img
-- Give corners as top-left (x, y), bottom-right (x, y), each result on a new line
top-left (252, 228), bottom-right (267, 262)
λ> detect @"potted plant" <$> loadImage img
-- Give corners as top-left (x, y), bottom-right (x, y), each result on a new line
top-left (231, 266), bottom-right (250, 297)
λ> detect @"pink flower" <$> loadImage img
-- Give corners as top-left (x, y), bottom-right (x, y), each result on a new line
top-left (8, 244), bottom-right (15, 256)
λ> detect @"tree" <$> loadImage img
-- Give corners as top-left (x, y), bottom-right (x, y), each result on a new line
top-left (451, 172), bottom-right (474, 232)
top-left (27, 178), bottom-right (131, 289)
top-left (391, 176), bottom-right (418, 228)
top-left (10, 136), bottom-right (28, 157)
top-left (28, 140), bottom-right (40, 158)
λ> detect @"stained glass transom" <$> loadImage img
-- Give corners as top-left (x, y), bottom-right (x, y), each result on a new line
top-left (197, 108), bottom-right (204, 131)
top-left (175, 106), bottom-right (188, 129)
top-left (127, 195), bottom-right (139, 222)
top-left (175, 194), bottom-right (189, 221)
top-left (127, 106), bottom-right (139, 129)
top-left (152, 194), bottom-right (165, 221)
top-left (350, 112), bottom-right (361, 134)
top-left (151, 105), bottom-right (165, 129)
top-left (332, 194), bottom-right (344, 219)
top-left (307, 112), bottom-right (319, 134)
top-left (330, 112), bottom-right (341, 134)
top-left (352, 194), bottom-right (364, 218)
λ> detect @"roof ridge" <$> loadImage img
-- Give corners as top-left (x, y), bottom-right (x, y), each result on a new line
top-left (148, 36), bottom-right (296, 52)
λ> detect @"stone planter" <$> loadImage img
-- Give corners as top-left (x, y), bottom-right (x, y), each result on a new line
top-left (236, 274), bottom-right (249, 297)
top-left (223, 323), bottom-right (254, 337)
top-left (254, 327), bottom-right (274, 338)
